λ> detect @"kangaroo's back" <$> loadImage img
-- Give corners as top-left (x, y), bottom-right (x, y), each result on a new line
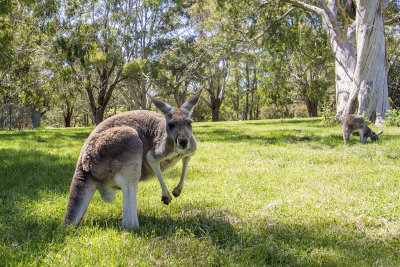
top-left (341, 114), bottom-right (382, 143)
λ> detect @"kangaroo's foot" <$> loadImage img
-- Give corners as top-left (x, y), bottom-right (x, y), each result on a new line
top-left (161, 194), bottom-right (172, 205)
top-left (172, 187), bottom-right (182, 198)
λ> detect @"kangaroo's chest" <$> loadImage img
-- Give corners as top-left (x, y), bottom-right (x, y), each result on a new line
top-left (159, 152), bottom-right (186, 172)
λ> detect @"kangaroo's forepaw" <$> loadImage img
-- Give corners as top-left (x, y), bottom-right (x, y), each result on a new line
top-left (161, 194), bottom-right (172, 205)
top-left (172, 187), bottom-right (182, 197)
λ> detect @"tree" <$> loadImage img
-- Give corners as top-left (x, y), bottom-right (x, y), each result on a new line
top-left (153, 38), bottom-right (205, 107)
top-left (0, 0), bottom-right (59, 111)
top-left (286, 13), bottom-right (334, 117)
top-left (282, 0), bottom-right (400, 125)
top-left (57, 0), bottom-right (190, 124)
top-left (56, 0), bottom-right (132, 125)
top-left (190, 0), bottom-right (234, 121)
top-left (121, 0), bottom-right (193, 111)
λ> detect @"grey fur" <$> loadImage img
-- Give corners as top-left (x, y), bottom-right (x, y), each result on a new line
top-left (62, 92), bottom-right (201, 229)
top-left (341, 114), bottom-right (383, 144)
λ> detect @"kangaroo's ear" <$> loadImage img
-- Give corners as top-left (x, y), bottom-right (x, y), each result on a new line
top-left (377, 130), bottom-right (383, 136)
top-left (150, 96), bottom-right (174, 116)
top-left (181, 91), bottom-right (202, 114)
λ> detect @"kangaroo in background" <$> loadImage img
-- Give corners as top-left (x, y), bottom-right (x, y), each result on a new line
top-left (62, 92), bottom-right (201, 229)
top-left (341, 114), bottom-right (383, 144)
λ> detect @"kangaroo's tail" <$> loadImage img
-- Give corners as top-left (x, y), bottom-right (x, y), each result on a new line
top-left (62, 165), bottom-right (96, 227)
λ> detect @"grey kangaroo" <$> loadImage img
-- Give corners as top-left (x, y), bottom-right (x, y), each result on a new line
top-left (341, 114), bottom-right (383, 144)
top-left (62, 92), bottom-right (201, 229)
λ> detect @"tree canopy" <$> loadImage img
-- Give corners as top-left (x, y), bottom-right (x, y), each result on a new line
top-left (1, 0), bottom-right (399, 126)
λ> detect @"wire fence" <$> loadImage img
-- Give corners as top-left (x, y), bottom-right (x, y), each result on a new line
top-left (0, 103), bottom-right (41, 130)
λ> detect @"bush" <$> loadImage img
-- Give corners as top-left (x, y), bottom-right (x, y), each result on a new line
top-left (260, 105), bottom-right (293, 119)
top-left (293, 104), bottom-right (308, 118)
top-left (321, 100), bottom-right (337, 125)
top-left (385, 109), bottom-right (400, 127)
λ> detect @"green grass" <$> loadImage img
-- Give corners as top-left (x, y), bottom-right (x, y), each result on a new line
top-left (1, 118), bottom-right (400, 266)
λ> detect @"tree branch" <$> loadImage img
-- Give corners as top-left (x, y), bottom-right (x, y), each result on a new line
top-left (383, 0), bottom-right (396, 10)
top-left (282, 0), bottom-right (323, 15)
top-left (319, 0), bottom-right (344, 41)
top-left (384, 12), bottom-right (400, 25)
top-left (283, 0), bottom-right (344, 44)
top-left (335, 0), bottom-right (349, 38)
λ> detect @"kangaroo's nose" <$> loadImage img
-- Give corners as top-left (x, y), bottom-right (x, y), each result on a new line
top-left (178, 138), bottom-right (188, 149)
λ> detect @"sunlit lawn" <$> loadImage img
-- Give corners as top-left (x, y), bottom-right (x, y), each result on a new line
top-left (1, 118), bottom-right (399, 265)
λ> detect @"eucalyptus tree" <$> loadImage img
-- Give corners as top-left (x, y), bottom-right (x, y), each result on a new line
top-left (0, 0), bottom-right (59, 110)
top-left (286, 12), bottom-right (334, 117)
top-left (282, 0), bottom-right (400, 125)
top-left (57, 0), bottom-right (189, 124)
top-left (120, 0), bottom-right (192, 110)
top-left (153, 38), bottom-right (205, 107)
top-left (202, 53), bottom-right (230, 121)
top-left (190, 0), bottom-right (234, 121)
top-left (56, 0), bottom-right (128, 124)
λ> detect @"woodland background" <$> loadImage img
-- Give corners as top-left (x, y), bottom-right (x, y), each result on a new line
top-left (1, 0), bottom-right (399, 127)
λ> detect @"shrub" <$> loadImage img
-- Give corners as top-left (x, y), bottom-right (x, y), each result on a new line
top-left (385, 109), bottom-right (400, 127)
top-left (293, 104), bottom-right (308, 118)
top-left (321, 100), bottom-right (337, 125)
top-left (260, 105), bottom-right (292, 119)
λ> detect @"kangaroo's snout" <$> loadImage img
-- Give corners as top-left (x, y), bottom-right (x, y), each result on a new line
top-left (177, 137), bottom-right (189, 149)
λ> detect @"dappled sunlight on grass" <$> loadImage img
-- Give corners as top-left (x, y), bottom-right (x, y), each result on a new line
top-left (1, 118), bottom-right (400, 265)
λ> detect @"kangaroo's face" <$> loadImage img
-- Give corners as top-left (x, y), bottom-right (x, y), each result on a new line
top-left (166, 109), bottom-right (193, 150)
top-left (151, 92), bottom-right (201, 150)
top-left (370, 130), bottom-right (383, 142)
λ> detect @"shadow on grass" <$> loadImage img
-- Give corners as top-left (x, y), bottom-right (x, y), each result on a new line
top-left (1, 124), bottom-right (398, 265)
top-left (0, 148), bottom-right (74, 197)
top-left (0, 128), bottom-right (91, 142)
top-left (0, 144), bottom-right (78, 265)
top-left (195, 127), bottom-right (345, 148)
top-left (84, 209), bottom-right (397, 265)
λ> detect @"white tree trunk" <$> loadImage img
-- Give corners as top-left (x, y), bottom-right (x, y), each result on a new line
top-left (342, 0), bottom-right (390, 125)
top-left (334, 40), bottom-right (357, 118)
top-left (321, 1), bottom-right (357, 119)
top-left (283, 0), bottom-right (391, 125)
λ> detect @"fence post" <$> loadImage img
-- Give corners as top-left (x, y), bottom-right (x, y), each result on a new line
top-left (9, 104), bottom-right (12, 131)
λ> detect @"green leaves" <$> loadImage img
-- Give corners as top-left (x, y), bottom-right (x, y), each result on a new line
top-left (122, 59), bottom-right (150, 80)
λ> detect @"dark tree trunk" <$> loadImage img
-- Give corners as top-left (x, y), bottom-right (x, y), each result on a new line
top-left (211, 106), bottom-right (219, 121)
top-left (64, 114), bottom-right (72, 127)
top-left (85, 66), bottom-right (123, 125)
top-left (93, 107), bottom-right (105, 125)
top-left (63, 102), bottom-right (74, 127)
top-left (305, 98), bottom-right (318, 117)
top-left (235, 78), bottom-right (240, 120)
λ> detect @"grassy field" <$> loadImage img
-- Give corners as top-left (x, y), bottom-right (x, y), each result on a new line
top-left (1, 118), bottom-right (400, 266)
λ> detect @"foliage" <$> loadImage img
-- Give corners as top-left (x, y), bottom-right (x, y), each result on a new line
top-left (259, 105), bottom-right (292, 119)
top-left (1, 120), bottom-right (400, 265)
top-left (388, 60), bottom-right (400, 109)
top-left (321, 99), bottom-right (338, 125)
top-left (0, 0), bottom-right (59, 110)
top-left (1, 0), bottom-right (398, 125)
top-left (385, 109), bottom-right (400, 127)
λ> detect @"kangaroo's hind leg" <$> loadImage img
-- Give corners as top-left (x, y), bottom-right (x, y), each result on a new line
top-left (115, 158), bottom-right (142, 229)
top-left (112, 129), bottom-right (143, 229)
top-left (342, 127), bottom-right (351, 144)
